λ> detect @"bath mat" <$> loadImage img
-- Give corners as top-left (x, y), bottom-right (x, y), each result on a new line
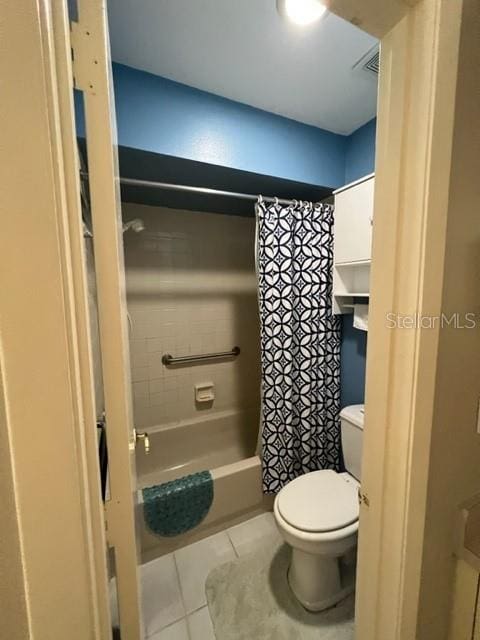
top-left (206, 537), bottom-right (354, 640)
top-left (142, 470), bottom-right (213, 537)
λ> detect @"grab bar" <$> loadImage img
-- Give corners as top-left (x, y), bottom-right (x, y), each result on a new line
top-left (162, 346), bottom-right (240, 366)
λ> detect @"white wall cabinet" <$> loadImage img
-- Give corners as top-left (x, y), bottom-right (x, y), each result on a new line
top-left (332, 174), bottom-right (374, 314)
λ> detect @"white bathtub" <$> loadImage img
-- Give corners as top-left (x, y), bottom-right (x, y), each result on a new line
top-left (135, 408), bottom-right (267, 561)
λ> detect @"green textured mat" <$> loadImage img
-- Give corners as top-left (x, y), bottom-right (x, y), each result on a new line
top-left (142, 470), bottom-right (213, 537)
top-left (206, 538), bottom-right (354, 640)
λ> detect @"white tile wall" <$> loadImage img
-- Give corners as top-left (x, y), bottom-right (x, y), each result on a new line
top-left (123, 204), bottom-right (261, 429)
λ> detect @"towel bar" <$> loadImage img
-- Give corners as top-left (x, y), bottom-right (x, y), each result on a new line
top-left (162, 346), bottom-right (240, 366)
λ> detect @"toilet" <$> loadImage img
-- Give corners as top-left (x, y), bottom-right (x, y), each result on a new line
top-left (274, 404), bottom-right (364, 612)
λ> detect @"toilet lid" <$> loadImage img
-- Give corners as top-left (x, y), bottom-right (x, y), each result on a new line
top-left (277, 470), bottom-right (359, 533)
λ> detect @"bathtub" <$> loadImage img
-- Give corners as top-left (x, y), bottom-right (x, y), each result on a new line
top-left (135, 408), bottom-right (267, 562)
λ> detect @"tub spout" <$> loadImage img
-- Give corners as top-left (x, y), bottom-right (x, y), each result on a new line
top-left (134, 429), bottom-right (150, 455)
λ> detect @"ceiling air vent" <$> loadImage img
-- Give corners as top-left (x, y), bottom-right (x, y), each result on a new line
top-left (352, 45), bottom-right (380, 79)
top-left (363, 50), bottom-right (380, 75)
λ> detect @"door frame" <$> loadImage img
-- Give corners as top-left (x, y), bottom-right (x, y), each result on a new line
top-left (1, 0), bottom-right (475, 638)
top-left (0, 1), bottom-right (111, 638)
top-left (70, 0), bottom-right (144, 637)
top-left (352, 1), bottom-right (466, 637)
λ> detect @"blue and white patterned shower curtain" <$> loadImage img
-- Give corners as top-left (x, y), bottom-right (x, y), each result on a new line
top-left (256, 199), bottom-right (341, 494)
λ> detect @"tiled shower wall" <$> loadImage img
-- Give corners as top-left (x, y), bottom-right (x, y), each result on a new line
top-left (123, 203), bottom-right (261, 429)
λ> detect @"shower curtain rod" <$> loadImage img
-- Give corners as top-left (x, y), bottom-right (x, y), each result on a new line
top-left (80, 171), bottom-right (310, 206)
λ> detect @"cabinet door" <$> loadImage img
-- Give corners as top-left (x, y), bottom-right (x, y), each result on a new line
top-left (334, 177), bottom-right (374, 264)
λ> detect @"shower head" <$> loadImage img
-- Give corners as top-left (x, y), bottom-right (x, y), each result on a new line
top-left (123, 218), bottom-right (145, 234)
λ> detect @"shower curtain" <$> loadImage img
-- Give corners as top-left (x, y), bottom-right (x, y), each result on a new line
top-left (256, 199), bottom-right (341, 493)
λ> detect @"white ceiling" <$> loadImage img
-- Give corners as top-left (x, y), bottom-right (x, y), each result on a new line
top-left (108, 0), bottom-right (378, 135)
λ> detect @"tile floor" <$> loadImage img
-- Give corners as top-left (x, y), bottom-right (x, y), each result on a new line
top-left (141, 512), bottom-right (281, 639)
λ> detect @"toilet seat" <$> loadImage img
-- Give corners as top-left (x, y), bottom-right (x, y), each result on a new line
top-left (277, 470), bottom-right (359, 533)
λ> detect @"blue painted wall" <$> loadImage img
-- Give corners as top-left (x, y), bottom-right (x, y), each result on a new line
top-left (340, 118), bottom-right (376, 407)
top-left (340, 314), bottom-right (368, 407)
top-left (75, 63), bottom-right (347, 188)
top-left (344, 118), bottom-right (377, 185)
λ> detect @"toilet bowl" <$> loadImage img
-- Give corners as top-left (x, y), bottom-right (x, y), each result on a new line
top-left (274, 469), bottom-right (359, 611)
top-left (273, 404), bottom-right (365, 612)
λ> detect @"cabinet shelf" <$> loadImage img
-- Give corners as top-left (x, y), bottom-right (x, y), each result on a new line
top-left (335, 293), bottom-right (369, 298)
top-left (335, 260), bottom-right (371, 268)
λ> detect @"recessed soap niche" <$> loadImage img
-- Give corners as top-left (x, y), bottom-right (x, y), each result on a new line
top-left (195, 382), bottom-right (215, 405)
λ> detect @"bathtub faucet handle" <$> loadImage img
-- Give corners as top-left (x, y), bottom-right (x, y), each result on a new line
top-left (134, 428), bottom-right (150, 455)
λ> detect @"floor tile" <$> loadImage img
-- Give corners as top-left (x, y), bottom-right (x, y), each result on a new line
top-left (147, 618), bottom-right (189, 640)
top-left (175, 531), bottom-right (236, 613)
top-left (187, 606), bottom-right (216, 640)
top-left (142, 553), bottom-right (185, 637)
top-left (227, 512), bottom-right (281, 557)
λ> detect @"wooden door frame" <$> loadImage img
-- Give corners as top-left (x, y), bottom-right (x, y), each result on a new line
top-left (1, 0), bottom-right (475, 638)
top-left (0, 1), bottom-right (111, 638)
top-left (71, 0), bottom-right (144, 637)
top-left (354, 1), bottom-right (465, 637)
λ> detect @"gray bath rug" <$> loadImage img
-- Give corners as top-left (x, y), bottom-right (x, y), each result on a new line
top-left (206, 537), bottom-right (355, 640)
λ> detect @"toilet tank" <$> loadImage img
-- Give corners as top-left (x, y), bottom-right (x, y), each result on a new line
top-left (340, 404), bottom-right (365, 481)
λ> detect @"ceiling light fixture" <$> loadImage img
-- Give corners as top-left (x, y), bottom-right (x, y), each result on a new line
top-left (276, 0), bottom-right (327, 26)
